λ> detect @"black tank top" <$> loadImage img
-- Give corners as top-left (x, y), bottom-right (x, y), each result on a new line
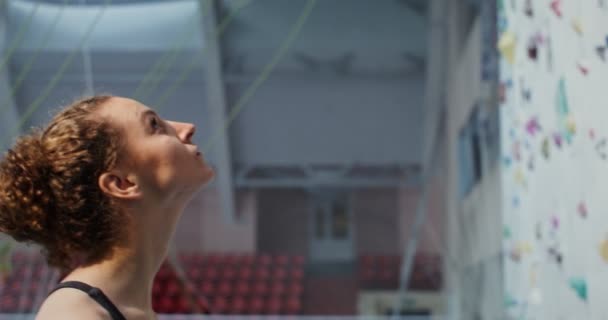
top-left (48, 281), bottom-right (127, 320)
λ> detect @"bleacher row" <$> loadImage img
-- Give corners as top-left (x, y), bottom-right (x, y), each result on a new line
top-left (357, 254), bottom-right (442, 291)
top-left (0, 252), bottom-right (442, 314)
top-left (152, 253), bottom-right (306, 314)
top-left (0, 253), bottom-right (306, 315)
top-left (0, 255), bottom-right (50, 313)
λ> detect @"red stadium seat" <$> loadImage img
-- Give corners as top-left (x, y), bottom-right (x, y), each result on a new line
top-left (270, 281), bottom-right (286, 296)
top-left (289, 268), bottom-right (304, 281)
top-left (287, 282), bottom-right (303, 296)
top-left (175, 296), bottom-right (191, 314)
top-left (203, 266), bottom-right (219, 281)
top-left (361, 254), bottom-right (375, 265)
top-left (212, 297), bottom-right (229, 314)
top-left (272, 267), bottom-right (287, 281)
top-left (152, 296), bottom-right (162, 311)
top-left (239, 266), bottom-right (253, 280)
top-left (27, 281), bottom-right (40, 294)
top-left (224, 254), bottom-right (239, 266)
top-left (275, 255), bottom-right (289, 267)
top-left (166, 280), bottom-right (181, 297)
top-left (379, 268), bottom-right (399, 289)
top-left (192, 254), bottom-right (205, 266)
top-left (200, 281), bottom-right (215, 296)
top-left (253, 281), bottom-right (269, 296)
top-left (221, 266), bottom-right (237, 281)
top-left (248, 296), bottom-right (264, 314)
top-left (0, 295), bottom-right (16, 313)
top-left (157, 264), bottom-right (172, 281)
top-left (218, 280), bottom-right (233, 297)
top-left (158, 296), bottom-right (175, 313)
top-left (32, 265), bottom-right (45, 280)
top-left (183, 281), bottom-right (197, 297)
top-left (257, 254), bottom-right (272, 267)
top-left (186, 267), bottom-right (202, 281)
top-left (6, 280), bottom-right (22, 295)
top-left (19, 296), bottom-right (34, 312)
top-left (254, 267), bottom-right (270, 281)
top-left (285, 296), bottom-right (302, 314)
top-left (207, 254), bottom-right (223, 267)
top-left (231, 296), bottom-right (247, 314)
top-left (292, 255), bottom-right (305, 267)
top-left (235, 281), bottom-right (251, 296)
top-left (196, 296), bottom-right (211, 313)
top-left (266, 296), bottom-right (282, 314)
top-left (378, 255), bottom-right (395, 267)
top-left (152, 281), bottom-right (163, 297)
top-left (238, 254), bottom-right (255, 267)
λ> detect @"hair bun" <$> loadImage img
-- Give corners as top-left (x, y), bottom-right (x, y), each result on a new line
top-left (0, 131), bottom-right (55, 244)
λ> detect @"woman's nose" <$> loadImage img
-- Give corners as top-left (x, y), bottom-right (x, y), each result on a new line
top-left (168, 121), bottom-right (196, 144)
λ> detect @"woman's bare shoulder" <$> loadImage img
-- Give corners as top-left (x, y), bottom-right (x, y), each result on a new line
top-left (36, 288), bottom-right (112, 320)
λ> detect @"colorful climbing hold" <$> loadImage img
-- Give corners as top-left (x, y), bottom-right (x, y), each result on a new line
top-left (550, 0), bottom-right (562, 17)
top-left (569, 278), bottom-right (587, 301)
top-left (551, 215), bottom-right (559, 229)
top-left (571, 18), bottom-right (583, 35)
top-left (526, 117), bottom-right (541, 136)
top-left (541, 137), bottom-right (550, 159)
top-left (553, 132), bottom-right (563, 148)
top-left (510, 247), bottom-right (522, 262)
top-left (597, 46), bottom-right (606, 61)
top-left (578, 61), bottom-right (590, 76)
top-left (519, 241), bottom-right (532, 254)
top-left (556, 78), bottom-right (569, 116)
top-left (599, 237), bottom-right (608, 263)
top-left (548, 247), bottom-right (564, 266)
top-left (499, 32), bottom-right (517, 65)
top-left (527, 41), bottom-right (538, 61)
top-left (524, 0), bottom-right (533, 17)
top-left (513, 141), bottom-right (522, 161)
top-left (515, 168), bottom-right (525, 186)
top-left (505, 294), bottom-right (518, 308)
top-left (504, 225), bottom-right (512, 239)
top-left (577, 202), bottom-right (588, 218)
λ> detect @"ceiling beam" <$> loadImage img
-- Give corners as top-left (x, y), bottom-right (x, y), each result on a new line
top-left (0, 2), bottom-right (22, 150)
top-left (198, 0), bottom-right (237, 223)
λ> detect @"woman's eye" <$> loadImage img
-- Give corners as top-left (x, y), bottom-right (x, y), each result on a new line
top-left (151, 117), bottom-right (161, 131)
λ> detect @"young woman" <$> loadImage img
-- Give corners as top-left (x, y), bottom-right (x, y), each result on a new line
top-left (0, 96), bottom-right (215, 319)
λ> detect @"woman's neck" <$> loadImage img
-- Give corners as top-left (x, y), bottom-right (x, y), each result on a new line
top-left (62, 245), bottom-right (161, 318)
top-left (62, 211), bottom-right (176, 319)
top-left (61, 200), bottom-right (185, 318)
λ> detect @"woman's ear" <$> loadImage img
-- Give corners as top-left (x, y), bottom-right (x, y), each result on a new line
top-left (98, 170), bottom-right (143, 200)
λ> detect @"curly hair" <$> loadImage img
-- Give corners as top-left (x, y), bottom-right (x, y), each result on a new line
top-left (0, 95), bottom-right (128, 271)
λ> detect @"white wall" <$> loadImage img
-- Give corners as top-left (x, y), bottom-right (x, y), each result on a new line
top-left (499, 1), bottom-right (608, 319)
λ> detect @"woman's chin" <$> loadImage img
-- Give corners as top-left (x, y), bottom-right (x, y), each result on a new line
top-left (200, 166), bottom-right (215, 185)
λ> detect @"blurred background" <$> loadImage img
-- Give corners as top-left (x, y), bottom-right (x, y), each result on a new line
top-left (0, 0), bottom-right (606, 319)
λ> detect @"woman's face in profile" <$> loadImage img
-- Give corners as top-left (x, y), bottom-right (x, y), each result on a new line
top-left (99, 97), bottom-right (214, 199)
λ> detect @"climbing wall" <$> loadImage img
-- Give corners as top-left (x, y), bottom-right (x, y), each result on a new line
top-left (498, 0), bottom-right (608, 319)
